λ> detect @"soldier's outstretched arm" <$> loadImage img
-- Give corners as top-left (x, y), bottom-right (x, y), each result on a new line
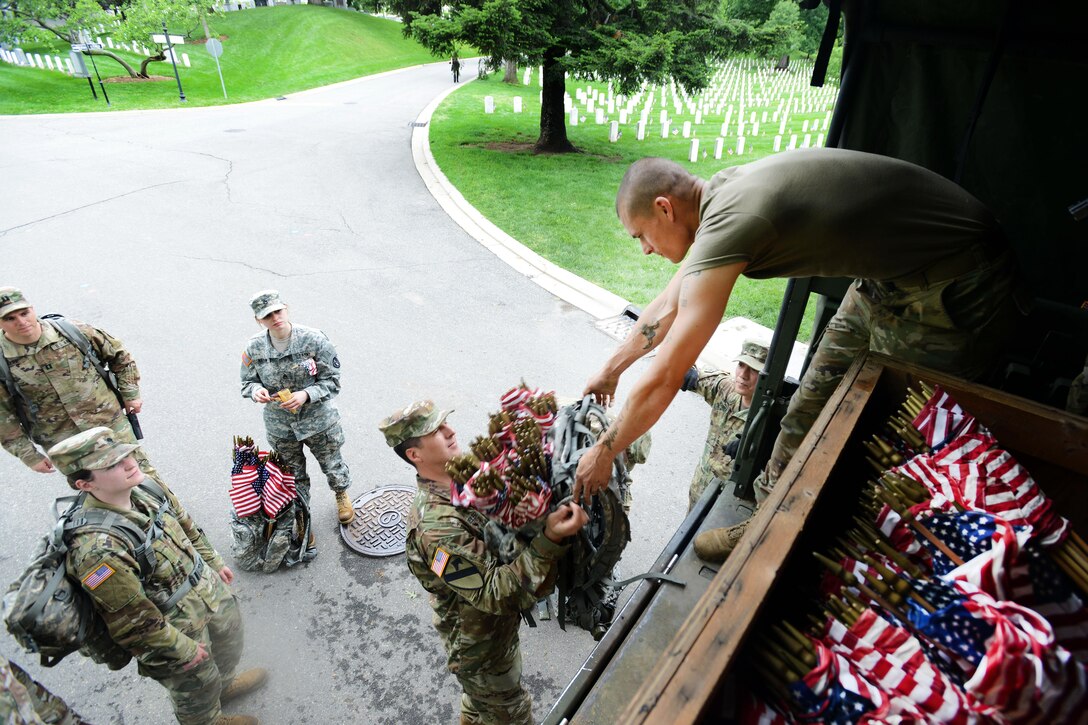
top-left (67, 538), bottom-right (200, 665)
top-left (575, 263), bottom-right (743, 501)
top-left (83, 323), bottom-right (141, 402)
top-left (584, 265), bottom-right (687, 407)
top-left (419, 517), bottom-right (569, 615)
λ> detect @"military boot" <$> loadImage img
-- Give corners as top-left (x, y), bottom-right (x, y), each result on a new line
top-left (335, 490), bottom-right (355, 524)
top-left (693, 519), bottom-right (751, 563)
top-left (221, 668), bottom-right (268, 704)
top-left (214, 716), bottom-right (258, 725)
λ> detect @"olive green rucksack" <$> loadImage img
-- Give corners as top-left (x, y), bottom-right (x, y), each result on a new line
top-left (2, 481), bottom-right (177, 669)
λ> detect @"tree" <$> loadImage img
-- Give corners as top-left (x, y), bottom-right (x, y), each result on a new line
top-left (761, 0), bottom-right (803, 59)
top-left (389, 0), bottom-right (750, 153)
top-left (0, 0), bottom-right (215, 78)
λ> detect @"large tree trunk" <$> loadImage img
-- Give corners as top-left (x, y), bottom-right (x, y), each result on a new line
top-left (138, 53), bottom-right (167, 77)
top-left (88, 49), bottom-right (139, 78)
top-left (535, 47), bottom-right (576, 154)
top-left (502, 58), bottom-right (517, 84)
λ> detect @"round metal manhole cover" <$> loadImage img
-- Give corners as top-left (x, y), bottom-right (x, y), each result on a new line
top-left (340, 485), bottom-right (416, 557)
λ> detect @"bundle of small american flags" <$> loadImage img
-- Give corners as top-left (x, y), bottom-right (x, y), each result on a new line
top-left (444, 384), bottom-right (557, 529)
top-left (743, 384), bottom-right (1088, 724)
top-left (229, 436), bottom-right (298, 519)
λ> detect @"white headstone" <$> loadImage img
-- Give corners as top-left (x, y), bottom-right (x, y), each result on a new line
top-left (65, 58), bottom-right (74, 74)
top-left (689, 139), bottom-right (700, 163)
top-left (523, 68), bottom-right (531, 85)
top-left (107, 37), bottom-right (114, 48)
top-left (564, 96), bottom-right (572, 113)
top-left (182, 53), bottom-right (190, 67)
top-left (595, 108), bottom-right (605, 124)
top-left (695, 109), bottom-right (702, 125)
top-left (609, 121), bottom-right (619, 143)
top-left (637, 121), bottom-right (646, 140)
top-left (737, 121), bottom-right (745, 136)
top-left (619, 109), bottom-right (628, 125)
top-left (773, 135), bottom-right (782, 152)
top-left (802, 120), bottom-right (809, 133)
top-left (607, 99), bottom-right (615, 114)
top-left (44, 55), bottom-right (54, 70)
top-left (33, 53), bottom-right (43, 68)
top-left (762, 111), bottom-right (768, 122)
top-left (14, 49), bottom-right (27, 65)
top-left (714, 137), bottom-right (724, 159)
top-left (569, 108), bottom-right (578, 126)
top-left (803, 134), bottom-right (811, 147)
top-left (96, 37), bottom-right (103, 46)
top-left (788, 134), bottom-right (798, 149)
top-left (816, 133), bottom-right (824, 147)
top-left (659, 109), bottom-right (668, 125)
top-left (660, 120), bottom-right (670, 138)
top-left (587, 98), bottom-right (595, 113)
top-left (753, 121), bottom-right (760, 136)
top-left (720, 122), bottom-right (729, 136)
top-left (682, 121), bottom-right (691, 138)
top-left (484, 96), bottom-right (495, 114)
top-left (737, 136), bottom-right (745, 154)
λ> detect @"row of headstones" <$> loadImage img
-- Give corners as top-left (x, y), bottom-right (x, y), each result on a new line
top-left (1, 46), bottom-right (192, 72)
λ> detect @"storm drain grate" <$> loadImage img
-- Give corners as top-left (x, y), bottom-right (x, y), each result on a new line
top-left (340, 485), bottom-right (417, 557)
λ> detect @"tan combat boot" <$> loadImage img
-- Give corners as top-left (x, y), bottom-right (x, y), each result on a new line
top-left (214, 716), bottom-right (258, 725)
top-left (335, 490), bottom-right (355, 524)
top-left (221, 668), bottom-right (268, 704)
top-left (693, 519), bottom-right (751, 563)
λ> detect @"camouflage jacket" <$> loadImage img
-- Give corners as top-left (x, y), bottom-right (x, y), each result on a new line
top-left (405, 477), bottom-right (566, 652)
top-left (239, 325), bottom-right (341, 441)
top-left (1, 655), bottom-right (84, 725)
top-left (689, 369), bottom-right (749, 496)
top-left (0, 320), bottom-right (139, 468)
top-left (64, 483), bottom-right (227, 668)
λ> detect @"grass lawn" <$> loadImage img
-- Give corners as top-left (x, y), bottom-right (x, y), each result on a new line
top-left (0, 6), bottom-right (438, 114)
top-left (429, 62), bottom-right (839, 336)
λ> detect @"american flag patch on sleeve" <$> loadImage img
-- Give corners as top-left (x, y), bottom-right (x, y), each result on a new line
top-left (430, 548), bottom-right (450, 577)
top-left (82, 563), bottom-right (115, 590)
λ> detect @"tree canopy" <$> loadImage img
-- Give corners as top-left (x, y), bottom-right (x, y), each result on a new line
top-left (390, 0), bottom-right (752, 152)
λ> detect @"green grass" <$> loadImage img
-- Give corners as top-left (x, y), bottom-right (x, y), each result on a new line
top-left (429, 62), bottom-right (837, 336)
top-left (0, 6), bottom-right (437, 114)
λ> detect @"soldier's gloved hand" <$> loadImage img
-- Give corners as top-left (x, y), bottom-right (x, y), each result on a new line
top-left (252, 388), bottom-right (272, 404)
top-left (30, 457), bottom-right (55, 474)
top-left (680, 365), bottom-right (700, 392)
top-left (544, 503), bottom-right (590, 543)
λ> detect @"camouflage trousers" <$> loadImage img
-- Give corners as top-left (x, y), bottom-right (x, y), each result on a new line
top-left (137, 589), bottom-right (244, 725)
top-left (438, 611), bottom-right (532, 725)
top-left (1, 656), bottom-right (87, 724)
top-left (267, 422), bottom-right (350, 508)
top-left (758, 248), bottom-right (1020, 501)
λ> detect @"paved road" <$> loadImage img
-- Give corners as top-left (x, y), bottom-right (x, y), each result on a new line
top-left (0, 62), bottom-right (704, 724)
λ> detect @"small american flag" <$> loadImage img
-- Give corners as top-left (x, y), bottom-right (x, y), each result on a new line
top-left (82, 563), bottom-right (115, 590)
top-left (229, 464), bottom-right (262, 517)
top-left (430, 548), bottom-right (450, 577)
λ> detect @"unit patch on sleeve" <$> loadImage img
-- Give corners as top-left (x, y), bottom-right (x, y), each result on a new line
top-left (82, 563), bottom-right (115, 590)
top-left (440, 557), bottom-right (484, 591)
top-left (430, 547), bottom-right (450, 577)
top-left (332, 356), bottom-right (341, 369)
top-left (241, 352), bottom-right (252, 367)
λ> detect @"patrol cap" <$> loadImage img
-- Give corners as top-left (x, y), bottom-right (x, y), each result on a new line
top-left (0, 286), bottom-right (31, 317)
top-left (734, 339), bottom-right (769, 373)
top-left (47, 427), bottom-right (140, 475)
top-left (250, 289), bottom-right (287, 319)
top-left (379, 400), bottom-right (453, 448)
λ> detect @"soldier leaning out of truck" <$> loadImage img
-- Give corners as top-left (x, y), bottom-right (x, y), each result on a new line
top-left (575, 148), bottom-right (1023, 563)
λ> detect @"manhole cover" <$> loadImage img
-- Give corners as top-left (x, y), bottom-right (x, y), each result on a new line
top-left (340, 485), bottom-right (416, 556)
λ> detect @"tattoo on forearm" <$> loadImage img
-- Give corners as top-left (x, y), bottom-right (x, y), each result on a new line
top-left (601, 412), bottom-right (624, 451)
top-left (640, 320), bottom-right (661, 350)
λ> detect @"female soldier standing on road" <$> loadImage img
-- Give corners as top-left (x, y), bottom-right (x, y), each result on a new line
top-left (239, 290), bottom-right (355, 552)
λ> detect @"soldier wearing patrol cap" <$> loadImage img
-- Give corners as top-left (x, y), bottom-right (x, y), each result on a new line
top-left (0, 285), bottom-right (157, 478)
top-left (680, 338), bottom-right (768, 510)
top-left (49, 427), bottom-right (267, 725)
top-left (381, 400), bottom-right (589, 725)
top-left (240, 290), bottom-right (355, 543)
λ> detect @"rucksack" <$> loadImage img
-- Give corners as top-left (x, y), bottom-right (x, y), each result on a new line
top-left (2, 480), bottom-right (189, 668)
top-left (0, 314), bottom-right (142, 439)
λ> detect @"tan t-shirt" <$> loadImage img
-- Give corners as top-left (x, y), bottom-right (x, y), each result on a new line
top-left (683, 148), bottom-right (998, 281)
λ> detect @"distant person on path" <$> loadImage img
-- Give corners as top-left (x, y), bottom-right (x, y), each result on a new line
top-left (381, 400), bottom-right (588, 725)
top-left (682, 339), bottom-right (768, 510)
top-left (240, 290), bottom-right (355, 547)
top-left (451, 54), bottom-right (461, 83)
top-left (575, 148), bottom-right (1021, 563)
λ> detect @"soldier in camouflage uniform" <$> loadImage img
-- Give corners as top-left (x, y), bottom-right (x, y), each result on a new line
top-left (240, 290), bottom-right (354, 535)
top-left (380, 401), bottom-right (588, 725)
top-left (578, 151), bottom-right (1021, 563)
top-left (0, 286), bottom-right (157, 479)
top-left (681, 339), bottom-right (767, 509)
top-left (48, 428), bottom-right (267, 725)
top-left (1, 654), bottom-right (87, 724)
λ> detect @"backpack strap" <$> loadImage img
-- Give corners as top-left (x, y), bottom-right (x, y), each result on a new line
top-left (0, 347), bottom-right (36, 435)
top-left (40, 316), bottom-right (114, 388)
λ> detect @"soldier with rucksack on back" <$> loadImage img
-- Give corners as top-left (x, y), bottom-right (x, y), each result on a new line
top-left (45, 427), bottom-right (267, 725)
top-left (0, 286), bottom-right (157, 480)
